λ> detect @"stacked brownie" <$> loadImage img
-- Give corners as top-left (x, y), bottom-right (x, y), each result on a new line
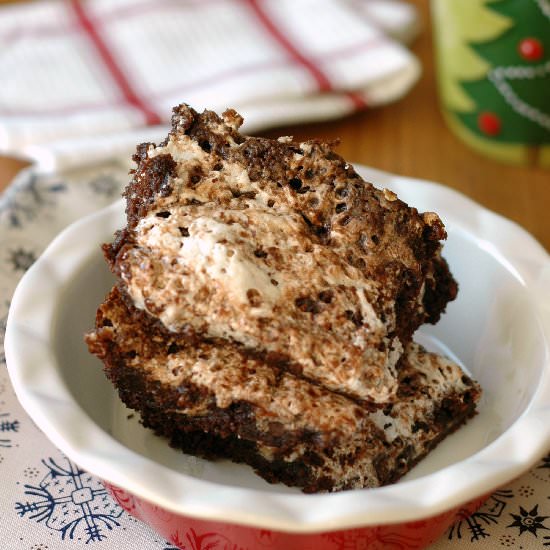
top-left (86, 105), bottom-right (480, 492)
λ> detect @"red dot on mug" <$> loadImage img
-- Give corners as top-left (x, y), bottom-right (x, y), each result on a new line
top-left (478, 112), bottom-right (502, 136)
top-left (518, 37), bottom-right (544, 61)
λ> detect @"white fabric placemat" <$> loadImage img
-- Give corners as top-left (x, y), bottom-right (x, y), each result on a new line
top-left (2, 161), bottom-right (550, 549)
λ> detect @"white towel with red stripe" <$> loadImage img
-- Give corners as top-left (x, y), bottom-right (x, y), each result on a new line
top-left (0, 0), bottom-right (420, 171)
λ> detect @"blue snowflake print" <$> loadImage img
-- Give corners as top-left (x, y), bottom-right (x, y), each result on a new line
top-left (448, 489), bottom-right (514, 542)
top-left (508, 504), bottom-right (550, 537)
top-left (0, 308), bottom-right (6, 336)
top-left (7, 246), bottom-right (37, 272)
top-left (0, 301), bottom-right (12, 366)
top-left (0, 307), bottom-right (7, 366)
top-left (89, 174), bottom-right (123, 198)
top-left (540, 454), bottom-right (550, 470)
top-left (15, 457), bottom-right (123, 543)
top-left (0, 172), bottom-right (66, 229)
top-left (0, 411), bottom-right (20, 448)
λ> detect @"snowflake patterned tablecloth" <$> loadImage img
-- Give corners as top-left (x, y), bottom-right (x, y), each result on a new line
top-left (1, 162), bottom-right (550, 550)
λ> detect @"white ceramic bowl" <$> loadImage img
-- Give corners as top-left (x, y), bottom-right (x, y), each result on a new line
top-left (6, 167), bottom-right (550, 549)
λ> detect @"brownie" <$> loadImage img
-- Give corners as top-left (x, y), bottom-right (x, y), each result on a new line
top-left (86, 104), bottom-right (480, 492)
top-left (86, 287), bottom-right (480, 493)
top-left (102, 104), bottom-right (457, 403)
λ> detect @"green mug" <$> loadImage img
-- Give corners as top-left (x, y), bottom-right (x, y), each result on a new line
top-left (432, 0), bottom-right (550, 166)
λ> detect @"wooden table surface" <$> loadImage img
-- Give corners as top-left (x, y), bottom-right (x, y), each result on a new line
top-left (0, 0), bottom-right (548, 251)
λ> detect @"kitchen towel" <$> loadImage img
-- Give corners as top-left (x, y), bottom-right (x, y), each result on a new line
top-left (0, 0), bottom-right (420, 170)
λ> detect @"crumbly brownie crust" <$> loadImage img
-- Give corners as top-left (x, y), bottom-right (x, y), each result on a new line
top-left (86, 287), bottom-right (479, 493)
top-left (105, 104), bottom-right (457, 403)
top-left (87, 104), bottom-right (479, 493)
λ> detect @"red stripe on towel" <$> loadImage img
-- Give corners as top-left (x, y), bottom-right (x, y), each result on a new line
top-left (244, 0), bottom-right (332, 92)
top-left (69, 0), bottom-right (161, 125)
top-left (244, 0), bottom-right (368, 111)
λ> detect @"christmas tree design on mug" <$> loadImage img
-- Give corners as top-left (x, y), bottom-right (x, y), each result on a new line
top-left (432, 0), bottom-right (550, 166)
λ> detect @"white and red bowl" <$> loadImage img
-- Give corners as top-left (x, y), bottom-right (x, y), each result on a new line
top-left (6, 167), bottom-right (550, 549)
